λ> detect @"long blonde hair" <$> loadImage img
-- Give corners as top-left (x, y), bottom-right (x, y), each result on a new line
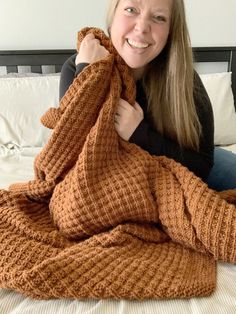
top-left (106, 0), bottom-right (201, 151)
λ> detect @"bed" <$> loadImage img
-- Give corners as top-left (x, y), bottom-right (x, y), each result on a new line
top-left (0, 47), bottom-right (236, 313)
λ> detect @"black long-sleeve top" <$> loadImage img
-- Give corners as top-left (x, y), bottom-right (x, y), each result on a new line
top-left (59, 54), bottom-right (214, 181)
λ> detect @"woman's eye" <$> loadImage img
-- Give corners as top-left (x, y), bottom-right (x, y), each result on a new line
top-left (125, 7), bottom-right (137, 14)
top-left (153, 15), bottom-right (167, 23)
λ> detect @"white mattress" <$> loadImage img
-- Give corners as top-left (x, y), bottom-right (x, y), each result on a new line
top-left (0, 146), bottom-right (236, 314)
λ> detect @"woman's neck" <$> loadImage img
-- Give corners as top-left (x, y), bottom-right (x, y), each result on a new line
top-left (131, 67), bottom-right (145, 81)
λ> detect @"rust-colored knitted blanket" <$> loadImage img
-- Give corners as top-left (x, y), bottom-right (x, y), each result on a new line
top-left (0, 28), bottom-right (236, 300)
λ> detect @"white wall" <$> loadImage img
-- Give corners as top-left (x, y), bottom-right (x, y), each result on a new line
top-left (0, 0), bottom-right (108, 49)
top-left (0, 0), bottom-right (236, 50)
top-left (185, 0), bottom-right (236, 47)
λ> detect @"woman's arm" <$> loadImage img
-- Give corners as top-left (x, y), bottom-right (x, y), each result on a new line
top-left (59, 54), bottom-right (89, 100)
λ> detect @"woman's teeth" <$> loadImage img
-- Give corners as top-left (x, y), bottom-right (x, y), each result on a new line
top-left (127, 39), bottom-right (149, 48)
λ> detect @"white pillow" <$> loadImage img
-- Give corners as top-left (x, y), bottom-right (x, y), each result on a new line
top-left (0, 75), bottom-right (60, 147)
top-left (1, 72), bottom-right (235, 147)
top-left (199, 72), bottom-right (236, 145)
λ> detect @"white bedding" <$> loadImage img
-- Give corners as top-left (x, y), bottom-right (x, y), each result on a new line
top-left (0, 146), bottom-right (236, 314)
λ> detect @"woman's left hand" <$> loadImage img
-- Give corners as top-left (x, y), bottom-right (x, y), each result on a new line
top-left (114, 98), bottom-right (144, 141)
top-left (76, 33), bottom-right (109, 65)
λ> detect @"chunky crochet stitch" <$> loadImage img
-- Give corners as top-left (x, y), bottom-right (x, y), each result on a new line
top-left (0, 28), bottom-right (236, 300)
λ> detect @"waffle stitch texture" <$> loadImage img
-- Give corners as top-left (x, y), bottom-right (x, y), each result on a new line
top-left (0, 28), bottom-right (236, 300)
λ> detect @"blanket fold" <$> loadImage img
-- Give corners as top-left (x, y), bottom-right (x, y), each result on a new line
top-left (0, 27), bottom-right (236, 300)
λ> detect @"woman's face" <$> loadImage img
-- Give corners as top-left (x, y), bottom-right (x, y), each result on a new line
top-left (110, 0), bottom-right (172, 78)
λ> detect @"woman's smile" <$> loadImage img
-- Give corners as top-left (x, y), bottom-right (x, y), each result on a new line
top-left (126, 38), bottom-right (150, 49)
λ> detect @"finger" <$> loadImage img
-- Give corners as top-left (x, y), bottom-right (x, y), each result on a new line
top-left (116, 105), bottom-right (125, 116)
top-left (118, 99), bottom-right (131, 110)
top-left (102, 46), bottom-right (109, 55)
top-left (90, 37), bottom-right (100, 44)
top-left (133, 101), bottom-right (142, 112)
top-left (84, 33), bottom-right (95, 40)
top-left (114, 113), bottom-right (119, 124)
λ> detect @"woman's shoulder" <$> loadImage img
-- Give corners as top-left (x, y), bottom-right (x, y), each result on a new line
top-left (193, 70), bottom-right (212, 112)
top-left (193, 70), bottom-right (205, 91)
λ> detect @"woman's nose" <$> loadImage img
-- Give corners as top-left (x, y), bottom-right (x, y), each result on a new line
top-left (134, 15), bottom-right (151, 33)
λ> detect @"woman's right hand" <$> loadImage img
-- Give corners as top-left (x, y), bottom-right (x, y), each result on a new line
top-left (75, 33), bottom-right (109, 65)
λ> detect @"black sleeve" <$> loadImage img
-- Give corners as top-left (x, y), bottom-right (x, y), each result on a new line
top-left (59, 53), bottom-right (89, 100)
top-left (130, 72), bottom-right (214, 181)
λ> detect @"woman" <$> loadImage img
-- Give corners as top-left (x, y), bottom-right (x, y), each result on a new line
top-left (59, 0), bottom-right (236, 191)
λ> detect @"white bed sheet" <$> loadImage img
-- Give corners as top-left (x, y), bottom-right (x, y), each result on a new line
top-left (221, 144), bottom-right (236, 153)
top-left (0, 146), bottom-right (236, 314)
